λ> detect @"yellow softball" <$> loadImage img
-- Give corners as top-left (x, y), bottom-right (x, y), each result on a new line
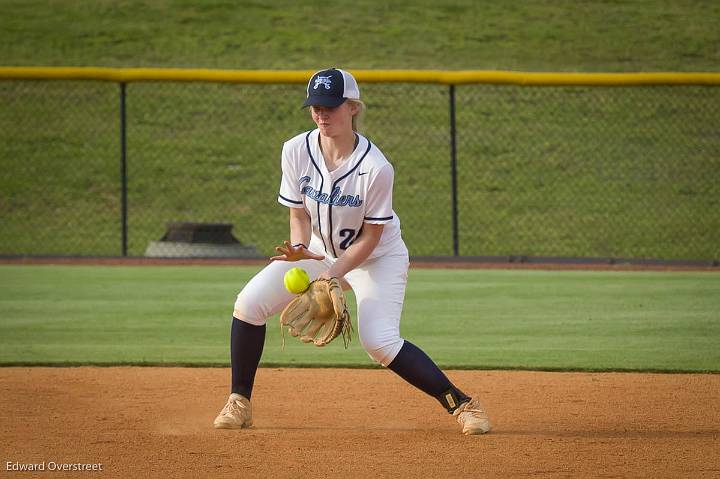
top-left (284, 267), bottom-right (310, 294)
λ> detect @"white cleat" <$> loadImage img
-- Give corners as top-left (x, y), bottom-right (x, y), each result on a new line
top-left (213, 393), bottom-right (253, 429)
top-left (454, 398), bottom-right (491, 435)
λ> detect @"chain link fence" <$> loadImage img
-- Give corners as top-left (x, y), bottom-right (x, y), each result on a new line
top-left (1, 76), bottom-right (718, 261)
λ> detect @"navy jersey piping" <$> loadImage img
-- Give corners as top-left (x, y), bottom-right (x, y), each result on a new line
top-left (279, 194), bottom-right (303, 205)
top-left (364, 215), bottom-right (393, 221)
top-left (327, 140), bottom-right (373, 257)
top-left (305, 131), bottom-right (327, 254)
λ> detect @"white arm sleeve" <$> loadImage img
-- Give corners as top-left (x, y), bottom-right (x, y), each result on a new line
top-left (363, 163), bottom-right (395, 224)
top-left (277, 143), bottom-right (304, 208)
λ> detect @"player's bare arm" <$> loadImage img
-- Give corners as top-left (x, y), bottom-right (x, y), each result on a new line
top-left (320, 223), bottom-right (384, 280)
top-left (270, 208), bottom-right (324, 262)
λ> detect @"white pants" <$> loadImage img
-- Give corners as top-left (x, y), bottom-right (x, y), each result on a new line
top-left (233, 252), bottom-right (409, 366)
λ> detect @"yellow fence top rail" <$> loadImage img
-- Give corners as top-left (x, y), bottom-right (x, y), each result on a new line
top-left (1, 67), bottom-right (720, 86)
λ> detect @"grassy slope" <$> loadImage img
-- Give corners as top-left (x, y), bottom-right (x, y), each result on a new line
top-left (1, 265), bottom-right (718, 371)
top-left (2, 0), bottom-right (719, 71)
top-left (1, 1), bottom-right (719, 259)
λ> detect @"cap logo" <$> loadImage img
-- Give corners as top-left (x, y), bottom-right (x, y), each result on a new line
top-left (313, 76), bottom-right (333, 90)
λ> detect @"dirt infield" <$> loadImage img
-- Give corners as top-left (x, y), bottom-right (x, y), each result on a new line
top-left (2, 368), bottom-right (719, 478)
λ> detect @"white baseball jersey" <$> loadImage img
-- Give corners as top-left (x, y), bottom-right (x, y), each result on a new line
top-left (277, 129), bottom-right (406, 262)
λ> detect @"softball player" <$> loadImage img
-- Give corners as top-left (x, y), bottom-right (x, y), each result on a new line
top-left (214, 68), bottom-right (490, 435)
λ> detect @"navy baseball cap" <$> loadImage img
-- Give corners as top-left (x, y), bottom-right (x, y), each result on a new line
top-left (302, 68), bottom-right (360, 108)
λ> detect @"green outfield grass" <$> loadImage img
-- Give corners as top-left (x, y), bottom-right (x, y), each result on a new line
top-left (1, 265), bottom-right (718, 371)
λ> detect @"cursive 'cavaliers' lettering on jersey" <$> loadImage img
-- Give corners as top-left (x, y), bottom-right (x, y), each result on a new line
top-left (278, 129), bottom-right (404, 260)
top-left (299, 177), bottom-right (364, 207)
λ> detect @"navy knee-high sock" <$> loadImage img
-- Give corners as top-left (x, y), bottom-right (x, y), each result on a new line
top-left (230, 317), bottom-right (265, 399)
top-left (387, 341), bottom-right (470, 413)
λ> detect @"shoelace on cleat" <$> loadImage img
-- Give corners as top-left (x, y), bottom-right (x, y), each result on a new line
top-left (223, 399), bottom-right (247, 417)
top-left (457, 400), bottom-right (486, 417)
top-left (465, 405), bottom-right (486, 414)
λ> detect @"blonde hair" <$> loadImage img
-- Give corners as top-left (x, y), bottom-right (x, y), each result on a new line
top-left (347, 99), bottom-right (366, 132)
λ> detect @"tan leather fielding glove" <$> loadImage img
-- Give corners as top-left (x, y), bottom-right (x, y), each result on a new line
top-left (279, 278), bottom-right (352, 348)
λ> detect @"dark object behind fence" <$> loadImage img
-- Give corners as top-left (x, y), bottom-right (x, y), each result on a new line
top-left (144, 222), bottom-right (261, 258)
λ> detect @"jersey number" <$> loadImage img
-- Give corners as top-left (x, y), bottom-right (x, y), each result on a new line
top-left (339, 229), bottom-right (356, 250)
